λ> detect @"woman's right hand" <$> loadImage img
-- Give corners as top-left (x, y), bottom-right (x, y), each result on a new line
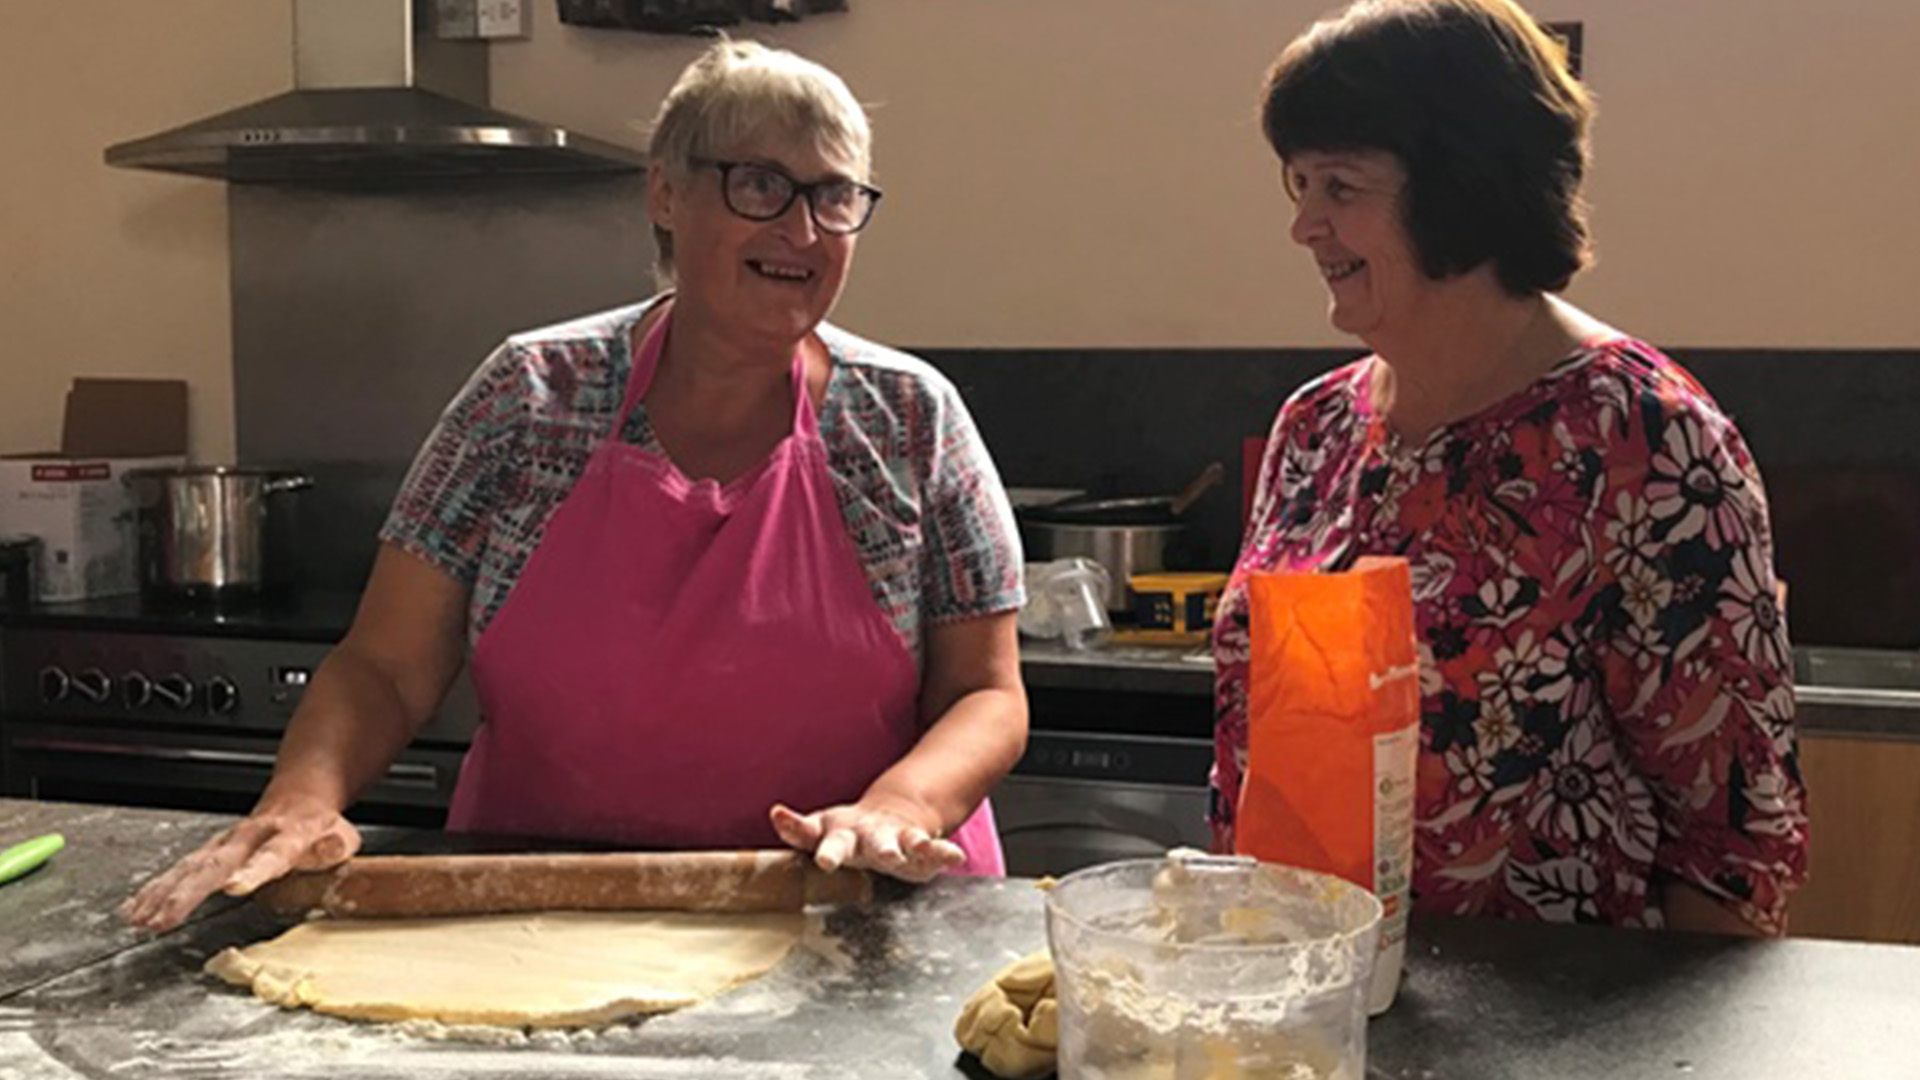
top-left (118, 799), bottom-right (361, 932)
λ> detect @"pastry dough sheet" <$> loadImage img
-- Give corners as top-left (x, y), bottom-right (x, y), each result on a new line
top-left (207, 910), bottom-right (807, 1027)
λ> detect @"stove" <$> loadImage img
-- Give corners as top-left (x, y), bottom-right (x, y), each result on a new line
top-left (0, 590), bottom-right (1217, 876)
top-left (0, 590), bottom-right (475, 823)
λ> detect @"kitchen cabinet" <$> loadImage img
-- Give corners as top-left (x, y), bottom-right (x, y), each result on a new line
top-left (1788, 734), bottom-right (1920, 944)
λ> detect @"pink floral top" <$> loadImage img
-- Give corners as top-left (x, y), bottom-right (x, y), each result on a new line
top-left (1211, 339), bottom-right (1809, 933)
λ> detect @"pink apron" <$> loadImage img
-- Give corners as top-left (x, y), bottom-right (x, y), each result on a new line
top-left (449, 307), bottom-right (1003, 875)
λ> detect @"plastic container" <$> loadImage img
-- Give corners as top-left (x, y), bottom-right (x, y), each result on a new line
top-left (1045, 853), bottom-right (1383, 1080)
top-left (1018, 558), bottom-right (1114, 651)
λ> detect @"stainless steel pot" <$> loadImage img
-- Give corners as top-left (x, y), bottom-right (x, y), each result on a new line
top-left (124, 466), bottom-right (314, 595)
top-left (0, 535), bottom-right (38, 610)
top-left (1020, 519), bottom-right (1186, 613)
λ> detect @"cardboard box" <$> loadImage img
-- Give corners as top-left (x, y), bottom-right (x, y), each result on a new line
top-left (0, 379), bottom-right (188, 603)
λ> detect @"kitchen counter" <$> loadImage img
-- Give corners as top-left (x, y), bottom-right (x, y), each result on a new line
top-left (6, 866), bottom-right (1049, 1080)
top-left (5, 798), bottom-right (1920, 1079)
top-left (0, 800), bottom-right (246, 999)
top-left (1, 798), bottom-right (1053, 1080)
top-left (4, 593), bottom-right (1916, 737)
top-left (1020, 637), bottom-right (1920, 742)
top-left (1795, 685), bottom-right (1920, 739)
top-left (1019, 638), bottom-right (1920, 742)
top-left (1017, 636), bottom-right (1215, 695)
top-left (0, 590), bottom-right (1215, 691)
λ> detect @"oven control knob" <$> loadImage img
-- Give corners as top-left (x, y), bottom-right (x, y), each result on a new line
top-left (37, 666), bottom-right (71, 704)
top-left (123, 671), bottom-right (154, 710)
top-left (154, 674), bottom-right (196, 711)
top-left (206, 676), bottom-right (240, 715)
top-left (72, 668), bottom-right (113, 705)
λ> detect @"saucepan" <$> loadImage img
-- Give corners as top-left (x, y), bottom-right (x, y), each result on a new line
top-left (1018, 462), bottom-right (1225, 613)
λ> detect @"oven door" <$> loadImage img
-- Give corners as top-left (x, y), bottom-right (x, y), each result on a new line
top-left (994, 730), bottom-right (1213, 877)
top-left (2, 721), bottom-right (464, 827)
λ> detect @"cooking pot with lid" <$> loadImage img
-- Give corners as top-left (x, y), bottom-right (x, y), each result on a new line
top-left (1017, 463), bottom-right (1226, 614)
top-left (124, 466), bottom-right (314, 596)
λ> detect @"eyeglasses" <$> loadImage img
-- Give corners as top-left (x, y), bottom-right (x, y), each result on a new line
top-left (692, 158), bottom-right (883, 235)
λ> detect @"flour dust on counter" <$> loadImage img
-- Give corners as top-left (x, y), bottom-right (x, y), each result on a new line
top-left (11, 877), bottom-right (1053, 1079)
top-left (31, 922), bottom-right (844, 1078)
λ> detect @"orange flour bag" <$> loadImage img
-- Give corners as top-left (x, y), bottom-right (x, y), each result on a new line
top-left (1237, 556), bottom-right (1419, 1014)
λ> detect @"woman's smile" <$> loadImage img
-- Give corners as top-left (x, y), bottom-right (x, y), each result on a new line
top-left (745, 257), bottom-right (817, 284)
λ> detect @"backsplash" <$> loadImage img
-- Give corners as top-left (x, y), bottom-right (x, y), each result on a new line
top-left (229, 177), bottom-right (654, 467)
top-left (922, 347), bottom-right (1920, 649)
top-left (228, 177), bottom-right (653, 594)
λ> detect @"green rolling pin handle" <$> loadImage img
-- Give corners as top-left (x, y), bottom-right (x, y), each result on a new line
top-left (0, 833), bottom-right (66, 886)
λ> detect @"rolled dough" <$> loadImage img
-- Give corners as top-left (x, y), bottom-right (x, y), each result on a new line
top-left (206, 910), bottom-right (806, 1027)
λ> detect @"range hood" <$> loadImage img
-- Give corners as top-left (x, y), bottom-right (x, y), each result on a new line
top-left (105, 0), bottom-right (645, 183)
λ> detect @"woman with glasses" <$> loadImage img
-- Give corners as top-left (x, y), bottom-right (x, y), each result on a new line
top-left (1214, 0), bottom-right (1807, 935)
top-left (124, 41), bottom-right (1028, 931)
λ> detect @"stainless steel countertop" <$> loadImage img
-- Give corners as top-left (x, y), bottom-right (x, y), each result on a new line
top-left (1024, 638), bottom-right (1920, 740)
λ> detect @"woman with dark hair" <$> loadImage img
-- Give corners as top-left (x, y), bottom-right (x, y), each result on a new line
top-left (1214, 0), bottom-right (1807, 935)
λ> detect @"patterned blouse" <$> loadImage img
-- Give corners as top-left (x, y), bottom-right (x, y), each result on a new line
top-left (1211, 338), bottom-right (1809, 933)
top-left (381, 297), bottom-right (1026, 663)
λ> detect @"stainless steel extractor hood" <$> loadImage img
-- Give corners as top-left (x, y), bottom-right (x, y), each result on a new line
top-left (105, 0), bottom-right (645, 183)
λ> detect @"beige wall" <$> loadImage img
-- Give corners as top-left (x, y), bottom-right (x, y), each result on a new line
top-left (2, 2), bottom-right (1915, 464)
top-left (493, 0), bottom-right (1920, 349)
top-left (0, 0), bottom-right (287, 460)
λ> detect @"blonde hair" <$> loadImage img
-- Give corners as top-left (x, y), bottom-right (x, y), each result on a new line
top-left (647, 40), bottom-right (872, 275)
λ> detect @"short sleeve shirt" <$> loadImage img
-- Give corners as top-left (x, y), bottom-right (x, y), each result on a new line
top-left (1211, 339), bottom-right (1809, 933)
top-left (379, 297), bottom-right (1026, 664)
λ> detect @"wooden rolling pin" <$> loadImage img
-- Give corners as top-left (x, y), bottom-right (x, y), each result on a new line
top-left (254, 850), bottom-right (872, 919)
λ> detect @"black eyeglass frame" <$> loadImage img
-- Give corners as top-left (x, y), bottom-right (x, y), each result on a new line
top-left (691, 157), bottom-right (884, 235)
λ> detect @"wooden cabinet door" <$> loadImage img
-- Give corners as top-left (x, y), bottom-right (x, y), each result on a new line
top-left (1788, 735), bottom-right (1920, 944)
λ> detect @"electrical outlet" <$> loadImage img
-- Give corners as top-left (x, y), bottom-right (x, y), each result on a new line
top-left (435, 0), bottom-right (530, 40)
top-left (477, 0), bottom-right (530, 39)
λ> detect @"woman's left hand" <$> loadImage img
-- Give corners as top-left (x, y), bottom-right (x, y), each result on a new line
top-left (770, 797), bottom-right (966, 883)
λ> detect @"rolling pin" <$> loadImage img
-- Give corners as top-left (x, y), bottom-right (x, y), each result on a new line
top-left (254, 850), bottom-right (872, 919)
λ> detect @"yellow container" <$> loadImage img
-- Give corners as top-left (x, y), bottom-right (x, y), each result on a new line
top-left (1117, 571), bottom-right (1229, 645)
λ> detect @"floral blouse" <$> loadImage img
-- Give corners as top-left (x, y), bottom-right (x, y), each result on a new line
top-left (1211, 338), bottom-right (1809, 933)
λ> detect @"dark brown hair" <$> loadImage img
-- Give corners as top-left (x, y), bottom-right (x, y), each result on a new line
top-left (1262, 0), bottom-right (1595, 295)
